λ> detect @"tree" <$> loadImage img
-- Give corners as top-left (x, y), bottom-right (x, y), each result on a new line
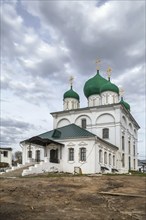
top-left (15, 151), bottom-right (22, 164)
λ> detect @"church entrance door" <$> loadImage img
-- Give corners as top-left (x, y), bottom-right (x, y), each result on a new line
top-left (50, 149), bottom-right (59, 163)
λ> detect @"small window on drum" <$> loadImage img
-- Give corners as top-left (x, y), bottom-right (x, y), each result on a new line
top-left (102, 128), bottom-right (109, 139)
top-left (81, 119), bottom-right (86, 129)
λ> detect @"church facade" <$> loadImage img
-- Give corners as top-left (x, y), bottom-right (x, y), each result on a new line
top-left (21, 67), bottom-right (140, 176)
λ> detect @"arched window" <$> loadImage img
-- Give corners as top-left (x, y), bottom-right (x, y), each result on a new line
top-left (109, 153), bottom-right (111, 165)
top-left (99, 150), bottom-right (102, 163)
top-left (103, 128), bottom-right (109, 139)
top-left (104, 152), bottom-right (107, 164)
top-left (80, 148), bottom-right (86, 161)
top-left (68, 148), bottom-right (74, 161)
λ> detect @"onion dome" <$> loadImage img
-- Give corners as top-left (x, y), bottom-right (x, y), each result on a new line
top-left (83, 70), bottom-right (108, 98)
top-left (100, 78), bottom-right (119, 94)
top-left (63, 86), bottom-right (80, 101)
top-left (120, 97), bottom-right (130, 111)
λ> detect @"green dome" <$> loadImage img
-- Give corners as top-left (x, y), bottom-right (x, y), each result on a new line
top-left (120, 97), bottom-right (130, 111)
top-left (100, 80), bottom-right (119, 94)
top-left (63, 87), bottom-right (80, 101)
top-left (83, 70), bottom-right (108, 98)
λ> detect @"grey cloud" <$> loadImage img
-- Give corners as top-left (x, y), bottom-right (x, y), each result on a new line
top-left (1, 118), bottom-right (34, 130)
top-left (0, 118), bottom-right (35, 147)
top-left (22, 0), bottom-right (145, 79)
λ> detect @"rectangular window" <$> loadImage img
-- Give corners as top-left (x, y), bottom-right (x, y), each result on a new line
top-left (104, 152), bottom-right (107, 164)
top-left (81, 119), bottom-right (86, 129)
top-left (60, 146), bottom-right (62, 159)
top-left (28, 150), bottom-right (32, 158)
top-left (109, 154), bottom-right (111, 165)
top-left (103, 128), bottom-right (109, 139)
top-left (69, 148), bottom-right (74, 161)
top-left (3, 151), bottom-right (8, 157)
top-left (99, 150), bottom-right (102, 163)
top-left (122, 153), bottom-right (125, 167)
top-left (80, 148), bottom-right (86, 161)
top-left (133, 144), bottom-right (135, 156)
top-left (134, 159), bottom-right (136, 169)
top-left (113, 155), bottom-right (115, 166)
top-left (128, 141), bottom-right (131, 154)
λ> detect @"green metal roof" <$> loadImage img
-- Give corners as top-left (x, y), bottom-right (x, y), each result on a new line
top-left (83, 70), bottom-right (108, 98)
top-left (39, 124), bottom-right (96, 140)
top-left (100, 80), bottom-right (119, 94)
top-left (22, 124), bottom-right (119, 150)
top-left (120, 97), bottom-right (130, 111)
top-left (63, 87), bottom-right (80, 101)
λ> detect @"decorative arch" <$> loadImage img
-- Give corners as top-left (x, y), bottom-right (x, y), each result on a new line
top-left (134, 129), bottom-right (137, 137)
top-left (122, 115), bottom-right (127, 127)
top-left (96, 113), bottom-right (115, 124)
top-left (129, 123), bottom-right (133, 133)
top-left (57, 118), bottom-right (70, 128)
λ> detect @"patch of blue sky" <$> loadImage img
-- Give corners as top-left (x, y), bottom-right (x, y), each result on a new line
top-left (96, 0), bottom-right (109, 7)
top-left (16, 1), bottom-right (53, 45)
top-left (16, 0), bottom-right (40, 30)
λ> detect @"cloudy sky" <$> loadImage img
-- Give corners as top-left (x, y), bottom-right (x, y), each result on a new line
top-left (1, 0), bottom-right (145, 159)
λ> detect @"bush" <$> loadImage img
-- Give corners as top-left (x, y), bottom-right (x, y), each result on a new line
top-left (0, 162), bottom-right (9, 168)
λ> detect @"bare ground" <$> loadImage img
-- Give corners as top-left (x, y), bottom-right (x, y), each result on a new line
top-left (0, 172), bottom-right (146, 220)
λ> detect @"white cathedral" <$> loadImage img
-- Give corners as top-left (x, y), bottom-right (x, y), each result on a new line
top-left (21, 64), bottom-right (140, 176)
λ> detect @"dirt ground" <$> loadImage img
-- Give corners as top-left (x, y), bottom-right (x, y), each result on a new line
top-left (0, 172), bottom-right (146, 220)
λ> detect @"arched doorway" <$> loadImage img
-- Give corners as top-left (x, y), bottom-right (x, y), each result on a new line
top-left (50, 149), bottom-right (59, 163)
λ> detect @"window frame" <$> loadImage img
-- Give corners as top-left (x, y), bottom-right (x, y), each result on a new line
top-left (99, 149), bottom-right (102, 163)
top-left (128, 140), bottom-right (131, 154)
top-left (104, 152), bottom-right (107, 164)
top-left (68, 148), bottom-right (74, 161)
top-left (109, 153), bottom-right (111, 165)
top-left (3, 151), bottom-right (8, 157)
top-left (122, 153), bottom-right (125, 167)
top-left (28, 150), bottom-right (32, 158)
top-left (102, 128), bottom-right (109, 139)
top-left (122, 136), bottom-right (125, 150)
top-left (113, 155), bottom-right (115, 166)
top-left (133, 143), bottom-right (135, 156)
top-left (80, 147), bottom-right (86, 162)
top-left (81, 118), bottom-right (86, 129)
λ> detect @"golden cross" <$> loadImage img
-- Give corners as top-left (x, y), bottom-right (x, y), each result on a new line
top-left (96, 59), bottom-right (101, 70)
top-left (107, 66), bottom-right (112, 78)
top-left (119, 88), bottom-right (124, 97)
top-left (69, 75), bottom-right (74, 87)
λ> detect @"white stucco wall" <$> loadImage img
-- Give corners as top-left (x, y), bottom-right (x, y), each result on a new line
top-left (51, 104), bottom-right (139, 173)
top-left (0, 149), bottom-right (12, 166)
